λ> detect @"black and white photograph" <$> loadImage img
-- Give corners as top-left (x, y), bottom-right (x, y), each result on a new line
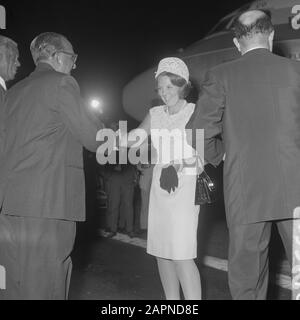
top-left (0, 0), bottom-right (299, 306)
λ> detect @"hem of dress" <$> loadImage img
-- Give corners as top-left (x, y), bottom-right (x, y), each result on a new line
top-left (146, 250), bottom-right (197, 260)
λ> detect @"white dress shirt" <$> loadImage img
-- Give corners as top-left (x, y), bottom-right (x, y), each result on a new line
top-left (0, 76), bottom-right (6, 91)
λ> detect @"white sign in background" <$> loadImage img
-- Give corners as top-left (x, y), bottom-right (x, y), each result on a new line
top-left (0, 5), bottom-right (5, 29)
top-left (0, 265), bottom-right (5, 290)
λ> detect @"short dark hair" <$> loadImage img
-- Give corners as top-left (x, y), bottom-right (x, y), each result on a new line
top-left (156, 71), bottom-right (192, 98)
top-left (233, 10), bottom-right (274, 40)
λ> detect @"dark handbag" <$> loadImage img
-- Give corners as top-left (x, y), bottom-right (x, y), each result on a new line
top-left (194, 158), bottom-right (217, 205)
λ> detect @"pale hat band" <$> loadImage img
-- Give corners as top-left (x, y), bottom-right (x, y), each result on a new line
top-left (155, 57), bottom-right (189, 83)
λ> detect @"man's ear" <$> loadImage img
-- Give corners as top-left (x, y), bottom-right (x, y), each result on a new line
top-left (233, 37), bottom-right (241, 52)
top-left (53, 52), bottom-right (62, 66)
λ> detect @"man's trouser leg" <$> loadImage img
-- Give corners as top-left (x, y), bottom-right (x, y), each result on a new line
top-left (228, 221), bottom-right (272, 300)
top-left (106, 176), bottom-right (121, 232)
top-left (120, 183), bottom-right (135, 233)
top-left (279, 217), bottom-right (300, 299)
top-left (0, 214), bottom-right (76, 300)
top-left (276, 219), bottom-right (293, 267)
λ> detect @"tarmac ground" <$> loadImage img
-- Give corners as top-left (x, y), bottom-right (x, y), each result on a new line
top-left (69, 201), bottom-right (291, 300)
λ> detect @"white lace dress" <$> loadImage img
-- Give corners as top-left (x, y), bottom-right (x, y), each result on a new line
top-left (146, 103), bottom-right (200, 260)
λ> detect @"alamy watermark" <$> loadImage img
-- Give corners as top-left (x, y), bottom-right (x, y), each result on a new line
top-left (291, 5), bottom-right (300, 30)
top-left (96, 120), bottom-right (204, 170)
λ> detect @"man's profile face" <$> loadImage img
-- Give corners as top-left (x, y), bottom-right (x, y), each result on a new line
top-left (0, 46), bottom-right (20, 81)
top-left (6, 47), bottom-right (20, 80)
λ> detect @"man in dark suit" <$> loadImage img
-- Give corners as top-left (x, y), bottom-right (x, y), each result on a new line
top-left (0, 35), bottom-right (20, 295)
top-left (0, 36), bottom-right (20, 165)
top-left (0, 32), bottom-right (104, 299)
top-left (186, 10), bottom-right (300, 299)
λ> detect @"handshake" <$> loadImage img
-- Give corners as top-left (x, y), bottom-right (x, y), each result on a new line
top-left (159, 165), bottom-right (179, 194)
top-left (112, 129), bottom-right (122, 151)
top-left (112, 128), bottom-right (129, 150)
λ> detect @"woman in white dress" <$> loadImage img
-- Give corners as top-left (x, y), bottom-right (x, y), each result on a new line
top-left (119, 57), bottom-right (202, 300)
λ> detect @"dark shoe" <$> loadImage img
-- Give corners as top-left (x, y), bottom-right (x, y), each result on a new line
top-left (118, 227), bottom-right (125, 233)
top-left (106, 231), bottom-right (117, 238)
top-left (135, 228), bottom-right (147, 235)
top-left (128, 231), bottom-right (136, 238)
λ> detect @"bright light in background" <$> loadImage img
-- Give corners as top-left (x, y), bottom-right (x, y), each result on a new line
top-left (91, 99), bottom-right (100, 108)
top-left (89, 98), bottom-right (103, 113)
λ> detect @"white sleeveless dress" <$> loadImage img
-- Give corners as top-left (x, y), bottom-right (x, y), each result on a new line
top-left (146, 103), bottom-right (200, 260)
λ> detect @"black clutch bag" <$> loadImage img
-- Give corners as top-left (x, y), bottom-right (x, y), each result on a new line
top-left (194, 158), bottom-right (217, 205)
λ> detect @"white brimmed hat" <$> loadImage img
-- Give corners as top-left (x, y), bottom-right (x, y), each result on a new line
top-left (155, 57), bottom-right (189, 83)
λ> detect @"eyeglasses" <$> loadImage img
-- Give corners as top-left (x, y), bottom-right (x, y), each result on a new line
top-left (55, 50), bottom-right (78, 65)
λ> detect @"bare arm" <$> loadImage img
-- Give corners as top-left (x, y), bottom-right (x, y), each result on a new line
top-left (119, 112), bottom-right (151, 148)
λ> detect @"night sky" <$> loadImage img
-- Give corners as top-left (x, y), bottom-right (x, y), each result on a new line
top-left (1, 0), bottom-right (250, 123)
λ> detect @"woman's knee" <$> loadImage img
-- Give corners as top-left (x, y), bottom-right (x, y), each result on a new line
top-left (173, 259), bottom-right (193, 265)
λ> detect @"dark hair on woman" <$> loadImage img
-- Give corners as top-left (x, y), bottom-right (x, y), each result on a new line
top-left (233, 9), bottom-right (274, 40)
top-left (156, 71), bottom-right (192, 98)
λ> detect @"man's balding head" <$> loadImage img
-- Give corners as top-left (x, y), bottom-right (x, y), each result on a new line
top-left (30, 32), bottom-right (72, 64)
top-left (233, 10), bottom-right (274, 55)
top-left (30, 32), bottom-right (77, 75)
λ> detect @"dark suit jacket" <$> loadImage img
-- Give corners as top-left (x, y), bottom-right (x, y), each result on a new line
top-left (0, 84), bottom-right (6, 157)
top-left (186, 48), bottom-right (300, 225)
top-left (0, 63), bottom-right (104, 221)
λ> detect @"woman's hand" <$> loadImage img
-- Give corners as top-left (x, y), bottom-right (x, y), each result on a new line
top-left (173, 163), bottom-right (183, 173)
